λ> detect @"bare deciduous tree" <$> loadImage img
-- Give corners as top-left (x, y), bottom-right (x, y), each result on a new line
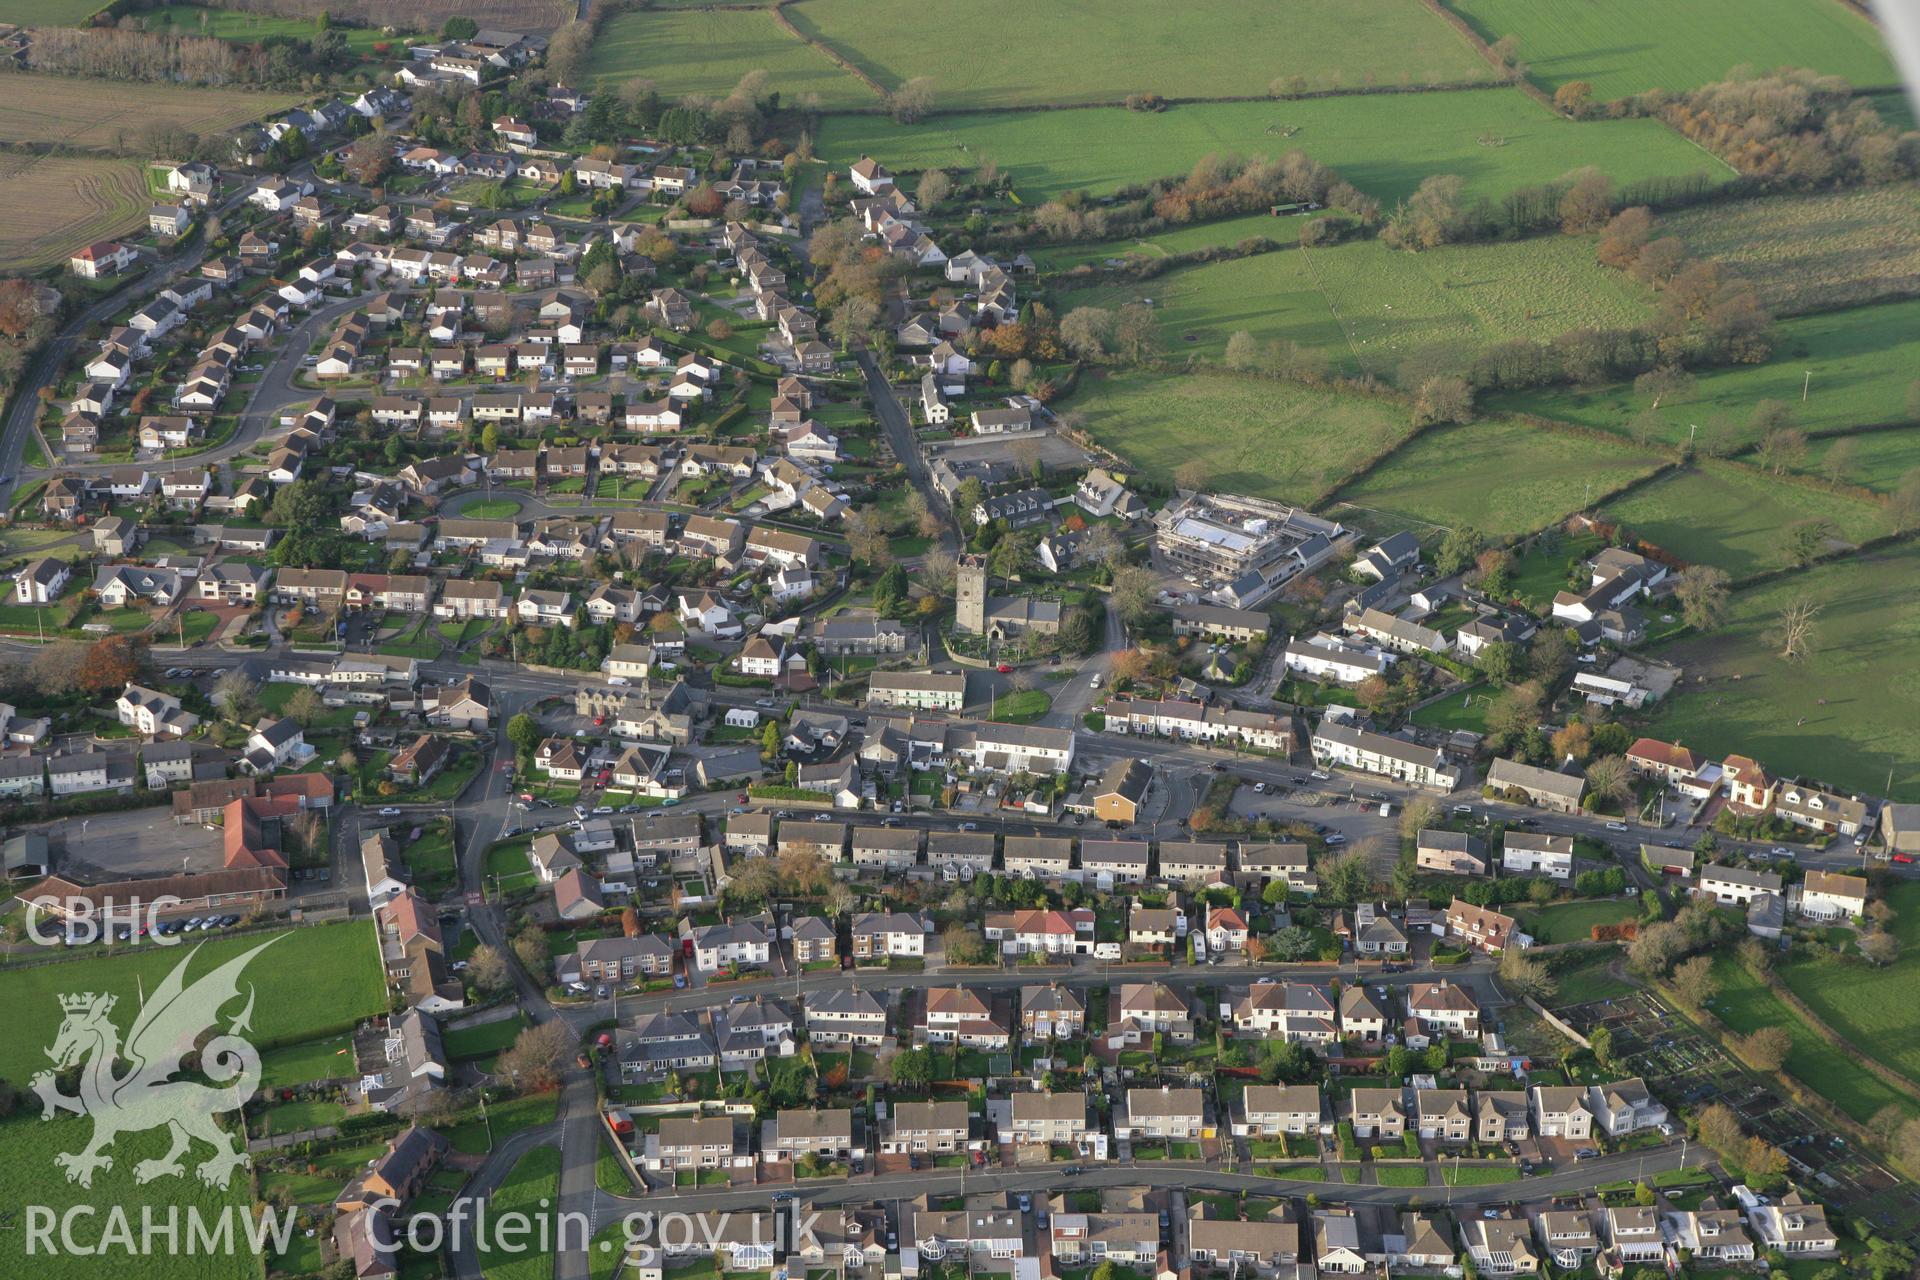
top-left (1773, 596), bottom-right (1822, 663)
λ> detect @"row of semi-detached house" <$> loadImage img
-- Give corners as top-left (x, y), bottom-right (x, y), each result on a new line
top-left (724, 813), bottom-right (1320, 889)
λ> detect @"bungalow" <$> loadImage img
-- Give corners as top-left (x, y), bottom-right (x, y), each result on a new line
top-left (1415, 829), bottom-right (1487, 876)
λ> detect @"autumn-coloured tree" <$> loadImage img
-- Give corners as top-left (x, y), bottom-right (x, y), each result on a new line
top-left (77, 635), bottom-right (145, 695)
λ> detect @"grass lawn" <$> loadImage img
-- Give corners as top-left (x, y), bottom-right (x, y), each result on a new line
top-left (1409, 685), bottom-right (1494, 732)
top-left (819, 90), bottom-right (1718, 206)
top-left (1442, 1163), bottom-right (1522, 1186)
top-left (252, 1096), bottom-right (347, 1135)
top-left (461, 497), bottom-right (524, 519)
top-left (1501, 300), bottom-right (1920, 449)
top-left (798, 0), bottom-right (1494, 109)
top-left (1642, 541), bottom-right (1920, 800)
top-left (990, 689), bottom-right (1053, 723)
top-left (1372, 1165), bottom-right (1431, 1186)
top-left (0, 922), bottom-right (384, 1087)
top-left (1519, 898), bottom-right (1641, 945)
top-left (1600, 462), bottom-right (1889, 578)
top-left (1065, 368), bottom-right (1417, 506)
top-left (445, 1014), bottom-right (528, 1060)
top-left (441, 1091), bottom-right (559, 1155)
top-left (1333, 418), bottom-right (1665, 537)
top-left (1708, 955), bottom-right (1915, 1124)
top-left (1776, 881), bottom-right (1920, 1095)
top-left (259, 1032), bottom-right (360, 1088)
top-left (1265, 1164), bottom-right (1328, 1181)
top-left (584, 8), bottom-right (874, 108)
top-left (1548, 953), bottom-right (1638, 1008)
top-left (1443, 0), bottom-right (1897, 101)
top-left (477, 1145), bottom-right (562, 1280)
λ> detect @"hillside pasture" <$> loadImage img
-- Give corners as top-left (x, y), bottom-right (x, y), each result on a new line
top-left (1803, 427), bottom-right (1920, 494)
top-left (1304, 236), bottom-right (1651, 379)
top-left (1333, 418), bottom-right (1665, 536)
top-left (1030, 213), bottom-right (1285, 272)
top-left (817, 92), bottom-right (1723, 206)
top-left (789, 0), bottom-right (1493, 108)
top-left (1065, 369), bottom-right (1418, 505)
top-left (1780, 881), bottom-right (1920, 1092)
top-left (1442, 0), bottom-right (1899, 101)
top-left (1661, 187), bottom-right (1920, 315)
top-left (1052, 248), bottom-right (1351, 367)
top-left (1497, 300), bottom-right (1920, 447)
top-left (583, 8), bottom-right (874, 109)
top-left (0, 73), bottom-right (300, 150)
top-left (1644, 542), bottom-right (1920, 801)
top-left (1600, 461), bottom-right (1890, 578)
top-left (0, 154), bottom-right (148, 274)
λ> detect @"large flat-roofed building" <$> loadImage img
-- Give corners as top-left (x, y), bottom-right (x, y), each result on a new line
top-left (1153, 492), bottom-right (1344, 600)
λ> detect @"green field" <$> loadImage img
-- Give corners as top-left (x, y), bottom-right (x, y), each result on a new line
top-left (1334, 418), bottom-right (1665, 536)
top-left (1779, 881), bottom-right (1920, 1091)
top-left (1029, 213), bottom-right (1291, 272)
top-left (1053, 247), bottom-right (1351, 367)
top-left (1519, 897), bottom-right (1641, 944)
top-left (818, 91), bottom-right (1722, 206)
top-left (1660, 187), bottom-right (1920, 315)
top-left (1803, 427), bottom-right (1920, 494)
top-left (0, 922), bottom-right (385, 1087)
top-left (989, 690), bottom-right (1053, 723)
top-left (445, 1014), bottom-right (529, 1060)
top-left (583, 8), bottom-right (874, 108)
top-left (793, 0), bottom-right (1492, 107)
top-left (1443, 0), bottom-right (1899, 101)
top-left (0, 0), bottom-right (105, 22)
top-left (1500, 300), bottom-right (1920, 448)
top-left (1305, 236), bottom-right (1651, 379)
top-left (1601, 461), bottom-right (1890, 578)
top-left (479, 1145), bottom-right (562, 1280)
top-left (0, 1115), bottom-right (258, 1279)
top-left (1066, 369), bottom-right (1418, 505)
top-left (136, 5), bottom-right (390, 53)
top-left (1548, 952), bottom-right (1638, 1007)
top-left (1709, 955), bottom-right (1914, 1124)
top-left (259, 1032), bottom-right (359, 1088)
top-left (1643, 542), bottom-right (1920, 800)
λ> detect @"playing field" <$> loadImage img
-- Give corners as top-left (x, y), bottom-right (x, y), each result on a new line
top-left (583, 8), bottom-right (875, 109)
top-left (818, 91), bottom-right (1724, 206)
top-left (0, 1115), bottom-right (259, 1279)
top-left (0, 74), bottom-right (299, 150)
top-left (1304, 236), bottom-right (1651, 379)
top-left (1780, 881), bottom-right (1920, 1093)
top-left (1497, 299), bottom-right (1920, 446)
top-left (1661, 186), bottom-right (1920, 315)
top-left (1066, 369), bottom-right (1419, 505)
top-left (789, 0), bottom-right (1493, 108)
top-left (1600, 461), bottom-right (1890, 578)
top-left (1644, 541), bottom-right (1920, 800)
top-left (1333, 418), bottom-right (1665, 535)
top-left (0, 154), bottom-right (148, 275)
top-left (1442, 0), bottom-right (1899, 101)
top-left (0, 922), bottom-right (386, 1086)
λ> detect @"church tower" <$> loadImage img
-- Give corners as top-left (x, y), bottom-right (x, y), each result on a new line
top-left (955, 555), bottom-right (987, 635)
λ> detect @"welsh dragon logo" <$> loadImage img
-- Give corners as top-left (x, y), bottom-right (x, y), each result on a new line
top-left (31, 938), bottom-right (278, 1189)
